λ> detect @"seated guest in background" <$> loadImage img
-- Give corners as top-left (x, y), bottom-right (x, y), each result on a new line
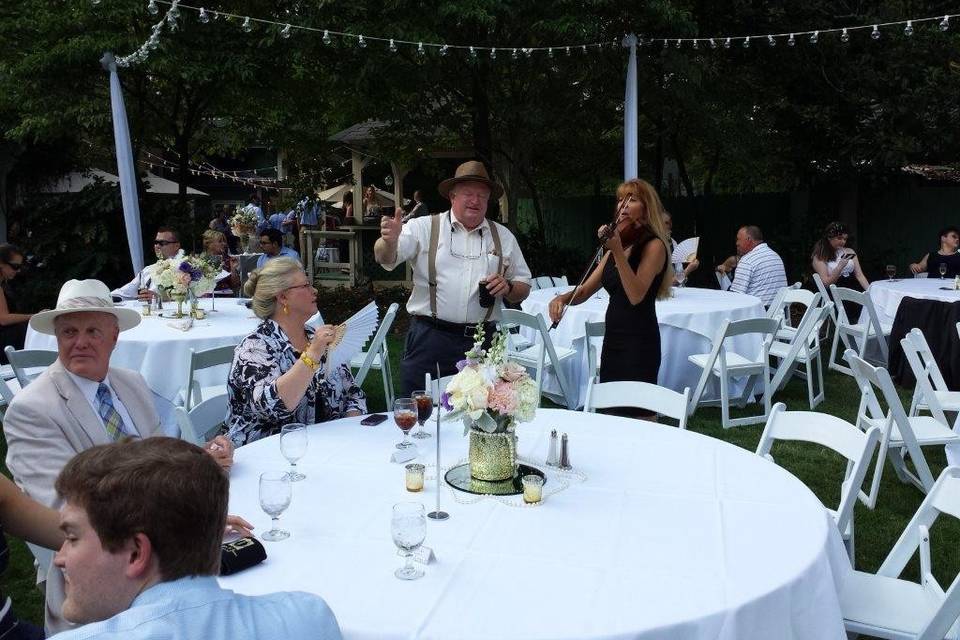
top-left (49, 438), bottom-right (342, 640)
top-left (201, 230), bottom-right (239, 293)
top-left (662, 211), bottom-right (699, 284)
top-left (209, 206), bottom-right (240, 254)
top-left (255, 228), bottom-right (300, 270)
top-left (909, 226), bottom-right (960, 278)
top-left (362, 185), bottom-right (381, 221)
top-left (3, 279), bottom-right (235, 634)
top-left (0, 244), bottom-right (35, 362)
top-left (227, 258), bottom-right (365, 447)
top-left (111, 227), bottom-right (183, 301)
top-left (728, 225), bottom-right (787, 306)
top-left (811, 221), bottom-right (871, 291)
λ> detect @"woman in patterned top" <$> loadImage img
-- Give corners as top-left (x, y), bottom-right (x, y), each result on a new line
top-left (227, 258), bottom-right (366, 446)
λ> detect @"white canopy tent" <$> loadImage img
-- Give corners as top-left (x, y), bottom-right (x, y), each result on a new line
top-left (45, 169), bottom-right (209, 196)
top-left (317, 183), bottom-right (408, 209)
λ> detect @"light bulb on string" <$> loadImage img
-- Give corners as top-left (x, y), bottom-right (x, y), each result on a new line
top-left (675, 39), bottom-right (682, 48)
top-left (547, 47), bottom-right (554, 57)
top-left (389, 39), bottom-right (397, 52)
top-left (662, 39), bottom-right (668, 50)
top-left (840, 28), bottom-right (849, 43)
top-left (565, 46), bottom-right (571, 55)
top-left (242, 17), bottom-right (252, 33)
top-left (490, 47), bottom-right (496, 59)
top-left (322, 30), bottom-right (331, 44)
top-left (582, 45), bottom-right (587, 53)
top-left (723, 37), bottom-right (731, 48)
top-left (417, 42), bottom-right (425, 56)
top-left (742, 36), bottom-right (750, 48)
top-left (904, 21), bottom-right (913, 36)
top-left (767, 35), bottom-right (776, 47)
top-left (358, 35), bottom-right (366, 47)
top-left (871, 25), bottom-right (880, 40)
top-left (469, 46), bottom-right (477, 58)
top-left (940, 16), bottom-right (950, 31)
top-left (440, 44), bottom-right (448, 56)
top-left (147, 0), bottom-right (158, 15)
top-left (810, 30), bottom-right (819, 44)
top-left (91, 0), bottom-right (101, 6)
top-left (511, 48), bottom-right (518, 59)
top-left (281, 24), bottom-right (292, 39)
top-left (709, 38), bottom-right (717, 48)
top-left (692, 39), bottom-right (698, 49)
top-left (167, 15), bottom-right (178, 31)
top-left (788, 33), bottom-right (796, 46)
top-left (168, 3), bottom-right (179, 19)
top-left (523, 47), bottom-right (532, 58)
top-left (198, 7), bottom-right (209, 23)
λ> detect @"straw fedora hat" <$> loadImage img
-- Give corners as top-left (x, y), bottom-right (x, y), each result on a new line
top-left (30, 279), bottom-right (141, 335)
top-left (437, 161), bottom-right (503, 200)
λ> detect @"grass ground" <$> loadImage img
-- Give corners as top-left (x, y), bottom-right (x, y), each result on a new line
top-left (2, 333), bottom-right (957, 631)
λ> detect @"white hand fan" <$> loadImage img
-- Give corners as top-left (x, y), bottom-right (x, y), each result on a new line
top-left (672, 236), bottom-right (699, 264)
top-left (323, 301), bottom-right (380, 378)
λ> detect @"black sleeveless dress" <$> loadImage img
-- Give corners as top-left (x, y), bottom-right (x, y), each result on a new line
top-left (927, 251), bottom-right (960, 279)
top-left (599, 229), bottom-right (667, 392)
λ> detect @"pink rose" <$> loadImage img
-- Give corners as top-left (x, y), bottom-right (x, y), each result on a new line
top-left (499, 361), bottom-right (527, 383)
top-left (487, 381), bottom-right (518, 415)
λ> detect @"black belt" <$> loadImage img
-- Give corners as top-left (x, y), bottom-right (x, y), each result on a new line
top-left (413, 315), bottom-right (497, 338)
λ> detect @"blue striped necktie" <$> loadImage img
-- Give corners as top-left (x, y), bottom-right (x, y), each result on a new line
top-left (96, 383), bottom-right (128, 441)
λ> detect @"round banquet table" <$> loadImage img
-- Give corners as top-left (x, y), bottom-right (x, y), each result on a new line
top-left (24, 298), bottom-right (261, 400)
top-left (220, 409), bottom-right (849, 640)
top-left (868, 277), bottom-right (960, 325)
top-left (521, 287), bottom-right (766, 408)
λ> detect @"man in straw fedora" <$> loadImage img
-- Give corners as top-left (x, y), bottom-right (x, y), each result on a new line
top-left (375, 160), bottom-right (531, 396)
top-left (3, 278), bottom-right (235, 634)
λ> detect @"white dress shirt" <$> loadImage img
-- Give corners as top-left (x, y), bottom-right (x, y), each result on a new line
top-left (65, 370), bottom-right (140, 438)
top-left (112, 250), bottom-right (185, 300)
top-left (381, 211), bottom-right (531, 323)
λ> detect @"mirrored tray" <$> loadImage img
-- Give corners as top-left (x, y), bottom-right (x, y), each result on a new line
top-left (444, 463), bottom-right (545, 496)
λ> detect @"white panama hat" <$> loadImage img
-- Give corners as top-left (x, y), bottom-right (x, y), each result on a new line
top-left (29, 279), bottom-right (141, 335)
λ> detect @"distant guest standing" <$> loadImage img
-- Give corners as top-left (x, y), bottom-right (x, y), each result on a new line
top-left (909, 226), bottom-right (960, 278)
top-left (0, 244), bottom-right (35, 362)
top-left (548, 179), bottom-right (672, 418)
top-left (729, 225), bottom-right (787, 306)
top-left (401, 190), bottom-right (430, 223)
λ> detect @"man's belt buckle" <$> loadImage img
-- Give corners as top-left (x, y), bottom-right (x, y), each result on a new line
top-left (463, 325), bottom-right (475, 338)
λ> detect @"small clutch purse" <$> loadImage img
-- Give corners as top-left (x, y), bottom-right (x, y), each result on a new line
top-left (219, 536), bottom-right (267, 576)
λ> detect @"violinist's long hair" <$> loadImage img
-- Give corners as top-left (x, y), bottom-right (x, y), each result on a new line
top-left (615, 179), bottom-right (674, 300)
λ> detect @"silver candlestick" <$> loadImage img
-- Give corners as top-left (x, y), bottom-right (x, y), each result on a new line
top-left (428, 363), bottom-right (449, 521)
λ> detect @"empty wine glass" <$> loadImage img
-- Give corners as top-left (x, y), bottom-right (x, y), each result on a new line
top-left (259, 472), bottom-right (291, 541)
top-left (675, 268), bottom-right (687, 288)
top-left (940, 263), bottom-right (948, 280)
top-left (885, 264), bottom-right (896, 281)
top-left (391, 502), bottom-right (426, 580)
top-left (280, 423), bottom-right (307, 481)
top-left (393, 398), bottom-right (417, 449)
top-left (411, 390), bottom-right (433, 440)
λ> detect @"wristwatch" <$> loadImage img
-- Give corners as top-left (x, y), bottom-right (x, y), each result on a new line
top-left (299, 352), bottom-right (321, 372)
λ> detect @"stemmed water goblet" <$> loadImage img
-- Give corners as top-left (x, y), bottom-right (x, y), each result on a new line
top-left (410, 390), bottom-right (433, 439)
top-left (885, 264), bottom-right (896, 281)
top-left (941, 263), bottom-right (948, 280)
top-left (393, 398), bottom-right (417, 449)
top-left (280, 423), bottom-right (307, 481)
top-left (391, 502), bottom-right (426, 580)
top-left (259, 471), bottom-right (292, 541)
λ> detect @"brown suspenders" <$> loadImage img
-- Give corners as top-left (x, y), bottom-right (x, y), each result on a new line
top-left (427, 213), bottom-right (503, 321)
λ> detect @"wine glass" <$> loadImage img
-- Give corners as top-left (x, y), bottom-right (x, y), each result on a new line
top-left (675, 268), bottom-right (687, 288)
top-left (885, 264), bottom-right (896, 281)
top-left (393, 398), bottom-right (417, 449)
top-left (940, 263), bottom-right (948, 280)
top-left (391, 502), bottom-right (426, 580)
top-left (410, 390), bottom-right (433, 440)
top-left (259, 472), bottom-right (292, 541)
top-left (280, 423), bottom-right (307, 481)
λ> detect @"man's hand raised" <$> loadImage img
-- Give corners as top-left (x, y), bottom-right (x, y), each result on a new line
top-left (380, 208), bottom-right (403, 246)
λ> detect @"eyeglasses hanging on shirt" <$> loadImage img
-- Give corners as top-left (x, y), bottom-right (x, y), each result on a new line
top-left (448, 213), bottom-right (485, 260)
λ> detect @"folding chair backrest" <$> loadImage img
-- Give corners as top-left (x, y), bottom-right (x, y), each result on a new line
top-left (756, 402), bottom-right (881, 535)
top-left (175, 394), bottom-right (228, 446)
top-left (770, 304), bottom-right (833, 391)
top-left (5, 346), bottom-right (57, 388)
top-left (812, 273), bottom-right (838, 323)
top-left (715, 271), bottom-right (731, 291)
top-left (831, 284), bottom-right (889, 363)
top-left (585, 380), bottom-right (689, 428)
top-left (425, 373), bottom-right (456, 400)
top-left (902, 331), bottom-right (950, 425)
top-left (0, 376), bottom-right (15, 406)
top-left (766, 282), bottom-right (804, 320)
top-left (874, 468), bottom-right (960, 640)
top-left (185, 344), bottom-right (238, 410)
top-left (585, 321), bottom-right (605, 378)
top-left (354, 303), bottom-right (399, 387)
top-left (501, 308), bottom-right (574, 408)
top-left (720, 317), bottom-right (781, 340)
top-left (768, 289), bottom-right (821, 330)
top-left (907, 328), bottom-right (949, 392)
top-left (533, 276), bottom-right (561, 290)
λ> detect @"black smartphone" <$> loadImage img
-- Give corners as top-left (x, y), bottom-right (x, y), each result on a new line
top-left (360, 413), bottom-right (388, 426)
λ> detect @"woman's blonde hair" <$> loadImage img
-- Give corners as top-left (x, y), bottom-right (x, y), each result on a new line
top-left (244, 257), bottom-right (304, 319)
top-left (615, 179), bottom-right (674, 300)
top-left (202, 229), bottom-right (225, 255)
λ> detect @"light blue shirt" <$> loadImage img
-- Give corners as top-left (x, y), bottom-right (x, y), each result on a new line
top-left (48, 576), bottom-right (342, 640)
top-left (256, 246), bottom-right (300, 270)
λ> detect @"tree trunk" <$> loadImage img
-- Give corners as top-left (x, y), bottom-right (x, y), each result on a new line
top-left (671, 132), bottom-right (696, 198)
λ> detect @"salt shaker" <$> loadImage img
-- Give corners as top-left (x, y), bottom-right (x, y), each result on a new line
top-left (546, 429), bottom-right (559, 467)
top-left (558, 433), bottom-right (572, 470)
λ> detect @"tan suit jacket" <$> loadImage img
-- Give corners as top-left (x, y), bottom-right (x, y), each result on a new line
top-left (3, 358), bottom-right (162, 634)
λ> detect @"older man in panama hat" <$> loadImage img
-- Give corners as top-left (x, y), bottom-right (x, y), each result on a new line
top-left (2, 279), bottom-right (235, 635)
top-left (374, 161), bottom-right (532, 396)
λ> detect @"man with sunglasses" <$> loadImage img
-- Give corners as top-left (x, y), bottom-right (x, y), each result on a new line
top-left (111, 228), bottom-right (183, 301)
top-left (374, 161), bottom-right (531, 396)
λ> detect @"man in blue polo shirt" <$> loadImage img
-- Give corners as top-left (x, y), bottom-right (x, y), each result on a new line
top-left (256, 228), bottom-right (300, 270)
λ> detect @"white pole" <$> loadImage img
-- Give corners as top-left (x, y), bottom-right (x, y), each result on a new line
top-left (622, 34), bottom-right (639, 181)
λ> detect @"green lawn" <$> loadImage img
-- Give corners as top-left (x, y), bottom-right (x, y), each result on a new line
top-left (2, 333), bottom-right (957, 632)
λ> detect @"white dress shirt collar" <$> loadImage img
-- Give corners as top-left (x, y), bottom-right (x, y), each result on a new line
top-left (64, 370), bottom-right (140, 437)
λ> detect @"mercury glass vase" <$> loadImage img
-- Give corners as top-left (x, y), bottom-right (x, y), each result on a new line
top-left (468, 425), bottom-right (517, 482)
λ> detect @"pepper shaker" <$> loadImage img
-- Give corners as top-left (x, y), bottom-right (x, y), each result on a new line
top-left (558, 433), bottom-right (572, 470)
top-left (546, 429), bottom-right (559, 467)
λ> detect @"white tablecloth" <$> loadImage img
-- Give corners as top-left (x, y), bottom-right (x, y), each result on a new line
top-left (869, 278), bottom-right (960, 325)
top-left (220, 409), bottom-right (849, 640)
top-left (24, 298), bottom-right (261, 400)
top-left (521, 287), bottom-right (766, 408)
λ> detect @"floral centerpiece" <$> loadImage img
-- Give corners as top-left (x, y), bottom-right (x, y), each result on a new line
top-left (229, 205), bottom-right (259, 249)
top-left (441, 324), bottom-right (539, 482)
top-left (151, 255), bottom-right (219, 317)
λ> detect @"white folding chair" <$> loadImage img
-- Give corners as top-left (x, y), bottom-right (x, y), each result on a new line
top-left (767, 286), bottom-right (815, 341)
top-left (0, 376), bottom-right (19, 419)
top-left (840, 466), bottom-right (960, 640)
top-left (765, 282), bottom-right (802, 325)
top-left (769, 302), bottom-right (832, 409)
top-left (4, 346), bottom-right (57, 388)
top-left (174, 394), bottom-right (229, 447)
top-left (828, 284), bottom-right (892, 375)
top-left (501, 309), bottom-right (577, 409)
top-left (350, 302), bottom-right (398, 410)
top-left (756, 403), bottom-right (881, 563)
top-left (903, 329), bottom-right (960, 422)
top-left (425, 372), bottom-right (455, 401)
top-left (584, 380), bottom-right (690, 428)
top-left (584, 321), bottom-right (605, 380)
top-left (847, 350), bottom-right (960, 508)
top-left (687, 317), bottom-right (780, 429)
top-left (715, 271), bottom-right (731, 291)
top-left (183, 344), bottom-right (237, 410)
top-left (533, 275), bottom-right (568, 290)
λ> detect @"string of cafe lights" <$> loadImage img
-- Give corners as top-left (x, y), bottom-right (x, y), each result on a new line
top-left (111, 0), bottom-right (958, 68)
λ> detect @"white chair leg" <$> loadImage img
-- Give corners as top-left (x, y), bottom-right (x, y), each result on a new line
top-left (720, 372), bottom-right (731, 429)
